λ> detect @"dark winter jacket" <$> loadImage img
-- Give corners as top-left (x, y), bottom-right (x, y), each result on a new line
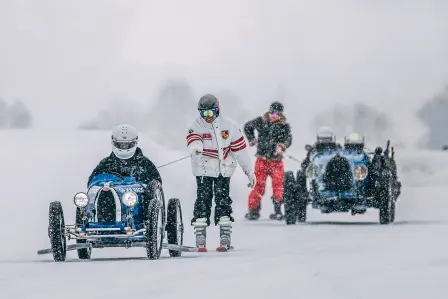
top-left (87, 147), bottom-right (161, 187)
top-left (244, 112), bottom-right (292, 160)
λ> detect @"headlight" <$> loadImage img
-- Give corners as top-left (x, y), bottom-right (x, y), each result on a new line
top-left (354, 165), bottom-right (368, 180)
top-left (74, 192), bottom-right (89, 207)
top-left (122, 192), bottom-right (138, 207)
top-left (306, 164), bottom-right (320, 179)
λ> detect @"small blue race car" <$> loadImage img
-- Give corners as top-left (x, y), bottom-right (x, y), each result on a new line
top-left (38, 173), bottom-right (197, 262)
top-left (283, 139), bottom-right (400, 225)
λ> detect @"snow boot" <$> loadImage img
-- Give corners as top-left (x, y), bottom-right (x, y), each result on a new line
top-left (216, 216), bottom-right (233, 251)
top-left (192, 217), bottom-right (208, 252)
top-left (269, 197), bottom-right (284, 220)
top-left (245, 209), bottom-right (260, 220)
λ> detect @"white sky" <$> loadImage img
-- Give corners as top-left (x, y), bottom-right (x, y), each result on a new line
top-left (0, 0), bottom-right (447, 142)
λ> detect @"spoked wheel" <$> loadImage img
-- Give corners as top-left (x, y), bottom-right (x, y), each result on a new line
top-left (75, 208), bottom-right (91, 260)
top-left (145, 184), bottom-right (166, 260)
top-left (166, 198), bottom-right (184, 257)
top-left (48, 201), bottom-right (67, 262)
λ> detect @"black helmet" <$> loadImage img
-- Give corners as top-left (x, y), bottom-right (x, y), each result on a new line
top-left (198, 94), bottom-right (220, 112)
top-left (269, 101), bottom-right (284, 113)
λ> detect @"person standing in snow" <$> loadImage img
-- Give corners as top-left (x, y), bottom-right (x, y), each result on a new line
top-left (243, 102), bottom-right (292, 220)
top-left (186, 94), bottom-right (256, 252)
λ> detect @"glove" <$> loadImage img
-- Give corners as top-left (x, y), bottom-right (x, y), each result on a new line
top-left (275, 144), bottom-right (285, 155)
top-left (247, 173), bottom-right (256, 188)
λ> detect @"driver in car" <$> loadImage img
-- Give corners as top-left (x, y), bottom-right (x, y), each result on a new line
top-left (343, 132), bottom-right (366, 154)
top-left (87, 124), bottom-right (162, 222)
top-left (301, 126), bottom-right (341, 171)
top-left (87, 123), bottom-right (161, 187)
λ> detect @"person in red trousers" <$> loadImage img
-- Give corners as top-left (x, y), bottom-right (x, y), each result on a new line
top-left (243, 102), bottom-right (292, 220)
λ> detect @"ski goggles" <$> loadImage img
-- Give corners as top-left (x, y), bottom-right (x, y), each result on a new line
top-left (112, 140), bottom-right (137, 150)
top-left (199, 108), bottom-right (218, 118)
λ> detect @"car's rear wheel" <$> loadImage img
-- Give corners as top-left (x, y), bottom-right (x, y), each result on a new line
top-left (379, 181), bottom-right (394, 224)
top-left (48, 201), bottom-right (67, 262)
top-left (166, 198), bottom-right (184, 257)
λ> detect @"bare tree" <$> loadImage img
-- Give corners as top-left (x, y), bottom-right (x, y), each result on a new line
top-left (146, 78), bottom-right (197, 149)
top-left (78, 97), bottom-right (145, 130)
top-left (417, 85), bottom-right (448, 150)
top-left (8, 99), bottom-right (32, 128)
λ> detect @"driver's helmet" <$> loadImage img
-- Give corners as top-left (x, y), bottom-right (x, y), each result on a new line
top-left (315, 126), bottom-right (336, 151)
top-left (111, 124), bottom-right (138, 159)
top-left (344, 132), bottom-right (364, 152)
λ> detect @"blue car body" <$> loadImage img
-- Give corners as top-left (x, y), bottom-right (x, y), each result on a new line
top-left (82, 173), bottom-right (150, 244)
top-left (307, 149), bottom-right (372, 212)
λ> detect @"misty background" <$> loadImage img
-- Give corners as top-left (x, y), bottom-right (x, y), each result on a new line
top-left (1, 1), bottom-right (448, 152)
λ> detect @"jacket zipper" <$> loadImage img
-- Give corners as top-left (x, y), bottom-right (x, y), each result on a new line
top-left (211, 124), bottom-right (222, 175)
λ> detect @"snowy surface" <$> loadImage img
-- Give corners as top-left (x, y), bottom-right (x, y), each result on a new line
top-left (1, 130), bottom-right (448, 299)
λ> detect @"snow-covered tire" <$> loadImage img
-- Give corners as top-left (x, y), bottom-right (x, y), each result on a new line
top-left (390, 201), bottom-right (396, 223)
top-left (296, 170), bottom-right (308, 223)
top-left (284, 171), bottom-right (298, 225)
top-left (379, 180), bottom-right (394, 225)
top-left (145, 183), bottom-right (165, 260)
top-left (166, 198), bottom-right (184, 257)
top-left (48, 201), bottom-right (67, 262)
top-left (297, 206), bottom-right (307, 222)
top-left (75, 207), bottom-right (91, 260)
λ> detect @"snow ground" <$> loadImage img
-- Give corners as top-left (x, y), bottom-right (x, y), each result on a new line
top-left (1, 130), bottom-right (448, 299)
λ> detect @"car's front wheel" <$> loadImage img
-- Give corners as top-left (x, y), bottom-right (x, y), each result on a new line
top-left (48, 201), bottom-right (67, 262)
top-left (75, 207), bottom-right (91, 259)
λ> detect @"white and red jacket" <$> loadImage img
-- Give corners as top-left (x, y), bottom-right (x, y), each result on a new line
top-left (186, 115), bottom-right (254, 178)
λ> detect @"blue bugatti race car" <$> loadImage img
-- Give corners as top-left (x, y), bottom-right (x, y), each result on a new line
top-left (38, 173), bottom-right (197, 262)
top-left (283, 136), bottom-right (401, 225)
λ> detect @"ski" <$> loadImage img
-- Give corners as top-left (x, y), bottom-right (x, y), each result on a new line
top-left (216, 246), bottom-right (234, 252)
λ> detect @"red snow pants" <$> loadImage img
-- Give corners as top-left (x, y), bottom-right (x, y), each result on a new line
top-left (248, 157), bottom-right (284, 210)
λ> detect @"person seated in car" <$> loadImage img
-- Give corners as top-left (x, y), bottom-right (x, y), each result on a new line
top-left (343, 132), bottom-right (367, 154)
top-left (301, 126), bottom-right (341, 171)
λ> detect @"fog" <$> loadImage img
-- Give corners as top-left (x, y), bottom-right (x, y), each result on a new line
top-left (1, 1), bottom-right (448, 149)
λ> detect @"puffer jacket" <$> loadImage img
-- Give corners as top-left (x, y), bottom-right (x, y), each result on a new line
top-left (244, 112), bottom-right (292, 160)
top-left (87, 147), bottom-right (161, 187)
top-left (186, 115), bottom-right (254, 178)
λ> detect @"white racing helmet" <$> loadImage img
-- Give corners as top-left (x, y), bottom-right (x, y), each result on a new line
top-left (316, 126), bottom-right (335, 143)
top-left (344, 132), bottom-right (364, 145)
top-left (111, 124), bottom-right (138, 159)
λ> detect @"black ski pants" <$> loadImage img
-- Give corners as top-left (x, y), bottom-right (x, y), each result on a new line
top-left (192, 175), bottom-right (234, 226)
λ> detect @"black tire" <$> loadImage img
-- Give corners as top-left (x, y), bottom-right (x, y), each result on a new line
top-left (390, 201), bottom-right (396, 223)
top-left (49, 201), bottom-right (67, 262)
top-left (75, 208), bottom-right (91, 259)
top-left (296, 170), bottom-right (308, 223)
top-left (166, 198), bottom-right (184, 257)
top-left (297, 206), bottom-right (307, 222)
top-left (283, 171), bottom-right (298, 225)
top-left (145, 183), bottom-right (165, 260)
top-left (379, 181), bottom-right (394, 225)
